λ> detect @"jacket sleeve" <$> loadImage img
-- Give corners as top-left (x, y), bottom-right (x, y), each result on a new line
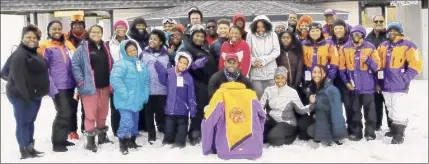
top-left (241, 42), bottom-right (252, 77)
top-left (71, 47), bottom-right (84, 84)
top-left (110, 62), bottom-right (128, 99)
top-left (291, 89), bottom-right (312, 115)
top-left (294, 54), bottom-right (304, 88)
top-left (328, 44), bottom-right (339, 80)
top-left (328, 88), bottom-right (347, 140)
top-left (154, 61), bottom-right (168, 86)
top-left (253, 99), bottom-right (267, 129)
top-left (218, 44), bottom-right (226, 70)
top-left (143, 66), bottom-right (150, 104)
top-left (365, 49), bottom-right (381, 73)
top-left (44, 49), bottom-right (59, 97)
top-left (339, 47), bottom-right (349, 83)
top-left (246, 34), bottom-right (257, 67)
top-left (9, 53), bottom-right (30, 100)
top-left (1, 54), bottom-right (13, 81)
top-left (259, 89), bottom-right (269, 112)
top-left (188, 77), bottom-right (197, 118)
top-left (201, 91), bottom-right (224, 155)
top-left (403, 45), bottom-right (423, 83)
top-left (257, 33), bottom-right (281, 66)
top-left (207, 73), bottom-right (219, 100)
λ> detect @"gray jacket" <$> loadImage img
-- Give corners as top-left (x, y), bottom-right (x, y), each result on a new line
top-left (246, 15), bottom-right (281, 80)
top-left (260, 85), bottom-right (311, 126)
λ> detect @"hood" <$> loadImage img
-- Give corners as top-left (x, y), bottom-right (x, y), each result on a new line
top-left (350, 25), bottom-right (366, 37)
top-left (120, 40), bottom-right (139, 62)
top-left (252, 15), bottom-right (271, 23)
top-left (250, 15), bottom-right (273, 35)
top-left (128, 17), bottom-right (149, 41)
top-left (174, 51), bottom-right (193, 69)
top-left (129, 17), bottom-right (147, 32)
top-left (233, 13), bottom-right (246, 31)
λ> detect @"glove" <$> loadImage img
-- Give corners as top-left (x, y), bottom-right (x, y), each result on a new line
top-left (77, 81), bottom-right (84, 87)
top-left (192, 57), bottom-right (208, 70)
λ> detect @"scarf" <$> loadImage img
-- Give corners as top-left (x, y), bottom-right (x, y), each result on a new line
top-left (224, 68), bottom-right (241, 82)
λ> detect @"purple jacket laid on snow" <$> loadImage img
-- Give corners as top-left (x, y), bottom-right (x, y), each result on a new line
top-left (340, 25), bottom-right (381, 94)
top-left (139, 46), bottom-right (170, 95)
top-left (39, 39), bottom-right (77, 97)
top-left (154, 52), bottom-right (207, 117)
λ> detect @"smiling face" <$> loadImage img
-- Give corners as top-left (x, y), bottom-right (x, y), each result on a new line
top-left (89, 26), bottom-right (103, 43)
top-left (312, 66), bottom-right (325, 84)
top-left (288, 14), bottom-right (298, 25)
top-left (275, 25), bottom-right (285, 34)
top-left (72, 22), bottom-right (85, 31)
top-left (206, 22), bottom-right (217, 36)
top-left (177, 56), bottom-right (189, 72)
top-left (224, 58), bottom-right (239, 73)
top-left (126, 44), bottom-right (138, 58)
top-left (299, 23), bottom-right (309, 33)
top-left (115, 25), bottom-right (127, 37)
top-left (388, 29), bottom-right (400, 41)
top-left (333, 25), bottom-right (345, 38)
top-left (281, 32), bottom-right (292, 47)
top-left (325, 14), bottom-right (335, 25)
top-left (373, 15), bottom-right (385, 31)
top-left (275, 75), bottom-right (287, 88)
top-left (171, 30), bottom-right (182, 44)
top-left (163, 23), bottom-right (174, 32)
top-left (229, 27), bottom-right (241, 43)
top-left (49, 23), bottom-right (63, 39)
top-left (190, 13), bottom-right (202, 25)
top-left (309, 28), bottom-right (322, 41)
top-left (136, 24), bottom-right (146, 33)
top-left (352, 32), bottom-right (363, 44)
top-left (217, 24), bottom-right (229, 37)
top-left (235, 19), bottom-right (244, 28)
top-left (256, 21), bottom-right (265, 35)
top-left (192, 32), bottom-right (205, 46)
top-left (149, 34), bottom-right (161, 49)
top-left (22, 31), bottom-right (39, 48)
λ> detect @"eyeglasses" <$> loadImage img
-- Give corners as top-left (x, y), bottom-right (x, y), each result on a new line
top-left (374, 20), bottom-right (384, 24)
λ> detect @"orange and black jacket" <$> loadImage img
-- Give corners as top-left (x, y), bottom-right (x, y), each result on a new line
top-left (377, 36), bottom-right (422, 92)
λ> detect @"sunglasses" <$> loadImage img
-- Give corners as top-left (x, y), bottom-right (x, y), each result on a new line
top-left (374, 20), bottom-right (384, 24)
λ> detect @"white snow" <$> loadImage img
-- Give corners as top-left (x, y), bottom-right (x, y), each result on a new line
top-left (1, 80), bottom-right (428, 163)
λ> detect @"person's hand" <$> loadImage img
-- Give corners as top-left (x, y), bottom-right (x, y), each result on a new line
top-left (309, 95), bottom-right (316, 104)
top-left (254, 60), bottom-right (263, 68)
top-left (168, 46), bottom-right (175, 55)
top-left (346, 82), bottom-right (355, 91)
top-left (360, 55), bottom-right (368, 62)
top-left (73, 92), bottom-right (79, 100)
top-left (376, 85), bottom-right (381, 93)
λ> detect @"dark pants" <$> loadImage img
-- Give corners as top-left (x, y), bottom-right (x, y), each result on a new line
top-left (163, 115), bottom-right (189, 146)
top-left (189, 82), bottom-right (209, 139)
top-left (342, 88), bottom-right (355, 135)
top-left (110, 94), bottom-right (120, 136)
top-left (267, 122), bottom-right (297, 146)
top-left (374, 92), bottom-right (392, 129)
top-left (69, 99), bottom-right (85, 133)
top-left (51, 89), bottom-right (74, 145)
top-left (263, 115), bottom-right (276, 143)
top-left (296, 114), bottom-right (315, 140)
top-left (8, 96), bottom-right (41, 148)
top-left (144, 95), bottom-right (167, 140)
top-left (351, 94), bottom-right (376, 137)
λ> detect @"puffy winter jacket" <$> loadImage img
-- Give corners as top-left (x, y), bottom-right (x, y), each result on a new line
top-left (107, 34), bottom-right (142, 62)
top-left (340, 41), bottom-right (380, 94)
top-left (377, 36), bottom-right (423, 92)
top-left (139, 46), bottom-right (169, 95)
top-left (110, 40), bottom-right (150, 112)
top-left (302, 39), bottom-right (339, 80)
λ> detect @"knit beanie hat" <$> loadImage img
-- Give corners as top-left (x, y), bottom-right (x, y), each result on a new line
top-left (332, 19), bottom-right (346, 28)
top-left (274, 66), bottom-right (288, 79)
top-left (308, 22), bottom-right (323, 31)
top-left (113, 20), bottom-right (128, 31)
top-left (387, 22), bottom-right (403, 34)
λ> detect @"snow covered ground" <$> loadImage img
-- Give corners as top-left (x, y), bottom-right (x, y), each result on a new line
top-left (1, 80), bottom-right (428, 163)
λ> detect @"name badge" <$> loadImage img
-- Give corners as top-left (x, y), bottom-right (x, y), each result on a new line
top-left (378, 71), bottom-right (384, 79)
top-left (136, 61), bottom-right (142, 72)
top-left (305, 71), bottom-right (312, 81)
top-left (177, 76), bottom-right (184, 87)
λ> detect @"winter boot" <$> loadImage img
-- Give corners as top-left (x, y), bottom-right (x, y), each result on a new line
top-left (119, 138), bottom-right (129, 155)
top-left (391, 124), bottom-right (406, 144)
top-left (128, 136), bottom-right (142, 149)
top-left (19, 147), bottom-right (32, 160)
top-left (84, 131), bottom-right (98, 152)
top-left (385, 127), bottom-right (394, 137)
top-left (52, 144), bottom-right (68, 152)
top-left (97, 126), bottom-right (113, 145)
top-left (189, 130), bottom-right (201, 146)
top-left (364, 127), bottom-right (376, 141)
top-left (148, 130), bottom-right (156, 144)
top-left (64, 141), bottom-right (75, 147)
top-left (348, 128), bottom-right (363, 141)
top-left (30, 140), bottom-right (44, 155)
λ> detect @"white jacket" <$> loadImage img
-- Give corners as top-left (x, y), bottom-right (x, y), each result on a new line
top-left (246, 15), bottom-right (281, 80)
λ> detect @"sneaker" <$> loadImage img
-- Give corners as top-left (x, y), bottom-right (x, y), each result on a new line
top-left (68, 132), bottom-right (79, 140)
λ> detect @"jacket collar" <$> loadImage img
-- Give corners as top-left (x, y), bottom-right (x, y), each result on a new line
top-left (220, 82), bottom-right (246, 90)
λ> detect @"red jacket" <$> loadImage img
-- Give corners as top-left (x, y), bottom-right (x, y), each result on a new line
top-left (219, 40), bottom-right (251, 77)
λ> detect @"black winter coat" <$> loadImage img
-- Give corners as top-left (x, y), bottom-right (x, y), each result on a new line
top-left (6, 43), bottom-right (49, 101)
top-left (208, 70), bottom-right (253, 99)
top-left (276, 47), bottom-right (304, 89)
top-left (365, 29), bottom-right (388, 48)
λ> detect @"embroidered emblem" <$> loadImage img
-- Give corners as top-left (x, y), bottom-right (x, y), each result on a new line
top-left (229, 107), bottom-right (245, 124)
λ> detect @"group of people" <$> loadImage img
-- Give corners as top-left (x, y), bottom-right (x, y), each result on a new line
top-left (1, 6), bottom-right (423, 160)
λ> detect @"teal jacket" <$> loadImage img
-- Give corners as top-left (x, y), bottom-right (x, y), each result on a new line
top-left (110, 40), bottom-right (150, 112)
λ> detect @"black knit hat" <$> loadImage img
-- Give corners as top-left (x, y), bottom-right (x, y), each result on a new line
top-left (188, 7), bottom-right (203, 21)
top-left (308, 22), bottom-right (323, 31)
top-left (332, 19), bottom-right (346, 28)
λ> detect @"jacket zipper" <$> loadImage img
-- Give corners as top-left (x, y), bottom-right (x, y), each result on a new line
top-left (286, 51), bottom-right (293, 85)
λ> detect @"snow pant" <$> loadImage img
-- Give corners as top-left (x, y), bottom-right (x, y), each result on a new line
top-left (144, 95), bottom-right (167, 140)
top-left (8, 96), bottom-right (41, 148)
top-left (69, 99), bottom-right (85, 133)
top-left (251, 79), bottom-right (275, 99)
top-left (117, 110), bottom-right (139, 139)
top-left (382, 92), bottom-right (409, 126)
top-left (296, 114), bottom-right (315, 140)
top-left (81, 87), bottom-right (110, 131)
top-left (342, 89), bottom-right (355, 135)
top-left (138, 109), bottom-right (146, 131)
top-left (189, 81), bottom-right (209, 139)
top-left (163, 115), bottom-right (189, 146)
top-left (375, 92), bottom-right (392, 129)
top-left (110, 94), bottom-right (120, 137)
top-left (51, 89), bottom-right (75, 146)
top-left (267, 122), bottom-right (297, 146)
top-left (350, 93), bottom-right (376, 137)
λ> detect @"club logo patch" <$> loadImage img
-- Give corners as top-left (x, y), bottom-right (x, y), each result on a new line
top-left (229, 107), bottom-right (246, 124)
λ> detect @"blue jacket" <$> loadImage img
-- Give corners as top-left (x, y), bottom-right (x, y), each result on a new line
top-left (155, 52), bottom-right (197, 117)
top-left (110, 40), bottom-right (150, 112)
top-left (139, 46), bottom-right (169, 95)
top-left (314, 80), bottom-right (347, 143)
top-left (71, 41), bottom-right (113, 95)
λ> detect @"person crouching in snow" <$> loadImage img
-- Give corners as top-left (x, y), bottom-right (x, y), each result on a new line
top-left (377, 22), bottom-right (422, 144)
top-left (340, 25), bottom-right (381, 141)
top-left (260, 66), bottom-right (315, 146)
top-left (154, 51), bottom-right (206, 148)
top-left (306, 65), bottom-right (347, 146)
top-left (110, 40), bottom-right (150, 155)
top-left (202, 82), bottom-right (265, 160)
